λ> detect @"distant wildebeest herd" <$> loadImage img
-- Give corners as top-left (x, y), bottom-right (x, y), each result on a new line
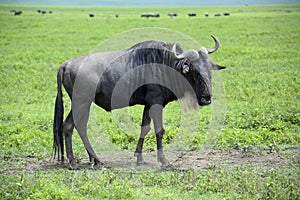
top-left (9, 9), bottom-right (233, 18)
top-left (140, 12), bottom-right (231, 18)
top-left (9, 9), bottom-right (293, 18)
top-left (10, 9), bottom-right (52, 15)
top-left (37, 9), bottom-right (52, 14)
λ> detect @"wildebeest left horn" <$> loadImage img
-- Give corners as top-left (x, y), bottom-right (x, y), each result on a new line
top-left (206, 35), bottom-right (220, 54)
top-left (172, 44), bottom-right (199, 60)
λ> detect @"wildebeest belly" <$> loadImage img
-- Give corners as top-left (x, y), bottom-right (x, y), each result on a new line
top-left (94, 85), bottom-right (147, 111)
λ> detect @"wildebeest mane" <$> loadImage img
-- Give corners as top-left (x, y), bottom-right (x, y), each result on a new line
top-left (127, 40), bottom-right (184, 70)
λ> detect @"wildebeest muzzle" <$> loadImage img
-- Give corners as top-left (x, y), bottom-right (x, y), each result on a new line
top-left (199, 95), bottom-right (211, 106)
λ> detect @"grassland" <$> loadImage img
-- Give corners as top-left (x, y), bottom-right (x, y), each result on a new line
top-left (0, 4), bottom-right (299, 199)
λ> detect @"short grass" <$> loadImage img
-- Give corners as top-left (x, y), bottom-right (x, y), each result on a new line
top-left (1, 165), bottom-right (299, 200)
top-left (0, 4), bottom-right (299, 199)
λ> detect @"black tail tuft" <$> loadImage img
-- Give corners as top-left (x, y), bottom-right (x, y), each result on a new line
top-left (53, 67), bottom-right (65, 162)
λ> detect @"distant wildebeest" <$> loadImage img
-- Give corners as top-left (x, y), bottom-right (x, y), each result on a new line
top-left (14, 11), bottom-right (22, 16)
top-left (53, 35), bottom-right (226, 169)
top-left (49, 11), bottom-right (53, 14)
top-left (205, 12), bottom-right (209, 17)
top-left (223, 12), bottom-right (230, 16)
top-left (41, 10), bottom-right (47, 14)
top-left (141, 13), bottom-right (160, 18)
top-left (89, 13), bottom-right (95, 17)
top-left (141, 14), bottom-right (151, 18)
top-left (37, 9), bottom-right (41, 13)
top-left (188, 13), bottom-right (197, 17)
top-left (214, 13), bottom-right (221, 17)
top-left (168, 13), bottom-right (178, 18)
top-left (115, 13), bottom-right (119, 18)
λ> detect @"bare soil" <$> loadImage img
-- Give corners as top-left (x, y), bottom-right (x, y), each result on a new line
top-left (1, 146), bottom-right (299, 175)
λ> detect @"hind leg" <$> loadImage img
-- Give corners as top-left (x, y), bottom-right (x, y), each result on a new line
top-left (63, 110), bottom-right (78, 169)
top-left (73, 101), bottom-right (104, 168)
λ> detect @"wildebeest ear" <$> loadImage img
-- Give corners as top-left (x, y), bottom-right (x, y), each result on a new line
top-left (211, 62), bottom-right (226, 70)
top-left (182, 64), bottom-right (189, 73)
top-left (177, 58), bottom-right (190, 73)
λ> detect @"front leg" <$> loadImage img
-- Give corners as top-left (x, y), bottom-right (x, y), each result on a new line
top-left (149, 104), bottom-right (170, 167)
top-left (156, 128), bottom-right (169, 166)
top-left (134, 106), bottom-right (151, 165)
top-left (134, 125), bottom-right (151, 165)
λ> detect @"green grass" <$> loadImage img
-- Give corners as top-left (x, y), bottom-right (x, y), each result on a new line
top-left (1, 166), bottom-right (299, 200)
top-left (0, 4), bottom-right (300, 199)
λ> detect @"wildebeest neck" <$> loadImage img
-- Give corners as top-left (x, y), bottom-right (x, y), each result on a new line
top-left (128, 41), bottom-right (177, 69)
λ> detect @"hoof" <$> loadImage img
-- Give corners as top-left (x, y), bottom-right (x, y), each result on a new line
top-left (135, 152), bottom-right (147, 166)
top-left (92, 161), bottom-right (107, 169)
top-left (97, 161), bottom-right (106, 166)
top-left (68, 165), bottom-right (81, 170)
top-left (162, 163), bottom-right (174, 169)
top-left (137, 160), bottom-right (148, 166)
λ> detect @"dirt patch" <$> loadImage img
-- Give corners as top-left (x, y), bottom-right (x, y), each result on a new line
top-left (172, 147), bottom-right (300, 170)
top-left (1, 146), bottom-right (299, 175)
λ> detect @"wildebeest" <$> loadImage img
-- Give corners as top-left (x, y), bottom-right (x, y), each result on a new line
top-left (141, 13), bottom-right (160, 18)
top-left (53, 35), bottom-right (226, 169)
top-left (223, 12), bottom-right (230, 16)
top-left (188, 13), bottom-right (197, 17)
top-left (89, 13), bottom-right (95, 17)
top-left (214, 13), bottom-right (221, 17)
top-left (205, 12), bottom-right (209, 17)
top-left (168, 13), bottom-right (178, 18)
top-left (14, 10), bottom-right (22, 16)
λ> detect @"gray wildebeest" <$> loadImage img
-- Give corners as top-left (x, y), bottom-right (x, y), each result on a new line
top-left (141, 13), bottom-right (160, 18)
top-left (53, 35), bottom-right (226, 169)
top-left (188, 13), bottom-right (197, 17)
top-left (168, 13), bottom-right (178, 18)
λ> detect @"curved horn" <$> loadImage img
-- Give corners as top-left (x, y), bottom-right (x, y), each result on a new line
top-left (172, 44), bottom-right (199, 60)
top-left (206, 35), bottom-right (220, 54)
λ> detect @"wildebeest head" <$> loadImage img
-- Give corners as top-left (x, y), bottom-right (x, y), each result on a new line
top-left (171, 35), bottom-right (225, 106)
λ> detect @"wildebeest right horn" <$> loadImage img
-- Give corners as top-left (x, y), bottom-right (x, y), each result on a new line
top-left (206, 35), bottom-right (220, 54)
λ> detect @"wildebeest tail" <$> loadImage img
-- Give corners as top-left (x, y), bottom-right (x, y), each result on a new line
top-left (52, 66), bottom-right (65, 162)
